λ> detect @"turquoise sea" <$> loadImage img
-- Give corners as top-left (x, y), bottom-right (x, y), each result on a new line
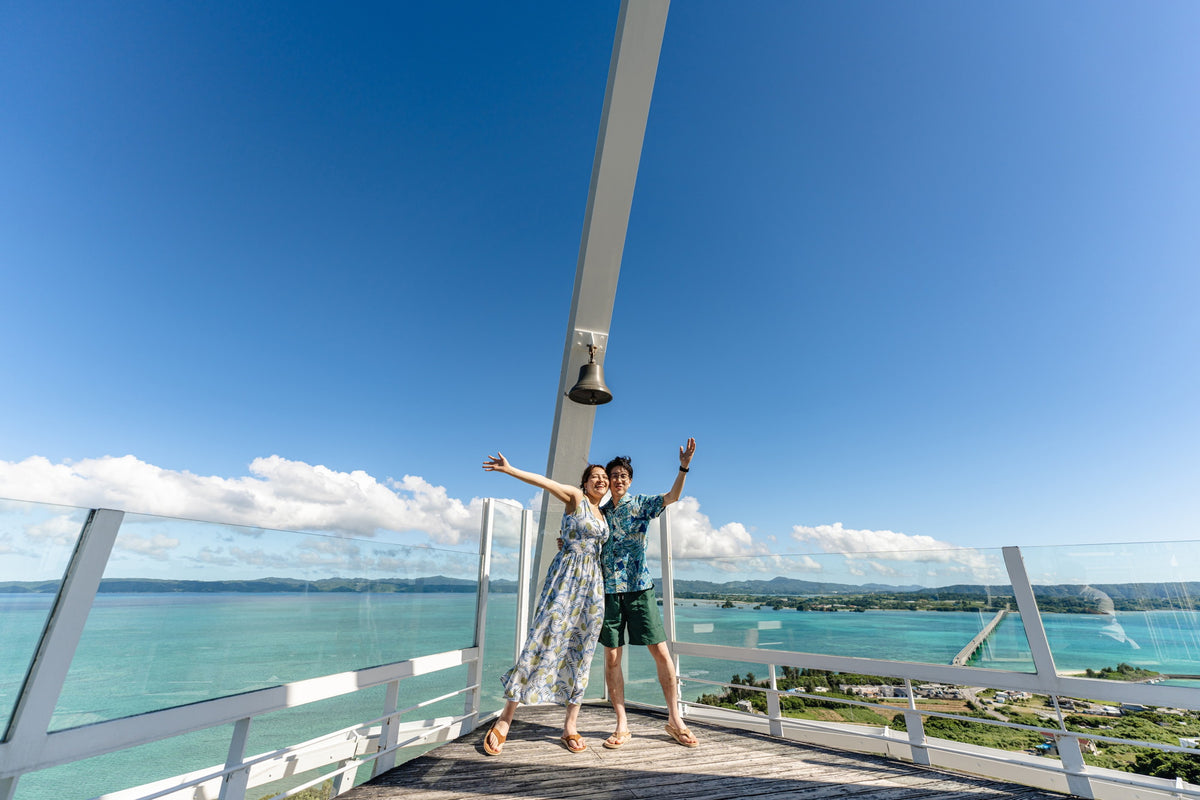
top-left (2, 593), bottom-right (1197, 799)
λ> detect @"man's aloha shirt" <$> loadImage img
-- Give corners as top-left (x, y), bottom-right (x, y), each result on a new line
top-left (600, 493), bottom-right (666, 594)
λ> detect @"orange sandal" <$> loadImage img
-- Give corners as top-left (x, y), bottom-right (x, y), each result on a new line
top-left (483, 725), bottom-right (507, 756)
top-left (665, 722), bottom-right (698, 748)
top-left (603, 730), bottom-right (632, 749)
top-left (560, 733), bottom-right (587, 753)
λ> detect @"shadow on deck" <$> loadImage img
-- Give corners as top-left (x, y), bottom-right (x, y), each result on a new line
top-left (342, 705), bottom-right (1067, 800)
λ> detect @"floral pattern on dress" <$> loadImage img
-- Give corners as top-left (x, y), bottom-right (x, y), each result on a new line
top-left (501, 500), bottom-right (608, 705)
top-left (600, 493), bottom-right (666, 594)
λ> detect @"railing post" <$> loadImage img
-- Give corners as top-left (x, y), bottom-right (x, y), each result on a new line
top-left (1056, 734), bottom-right (1095, 799)
top-left (766, 664), bottom-right (783, 737)
top-left (330, 762), bottom-right (357, 797)
top-left (658, 509), bottom-right (682, 715)
top-left (465, 499), bottom-right (494, 728)
top-left (218, 717), bottom-right (252, 800)
top-left (903, 679), bottom-right (930, 766)
top-left (515, 509), bottom-right (534, 660)
top-left (371, 679), bottom-right (401, 778)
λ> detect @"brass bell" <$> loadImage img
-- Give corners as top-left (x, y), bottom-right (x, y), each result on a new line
top-left (566, 345), bottom-right (613, 405)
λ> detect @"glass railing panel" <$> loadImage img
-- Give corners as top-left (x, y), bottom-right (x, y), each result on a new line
top-left (0, 499), bottom-right (91, 734)
top-left (667, 546), bottom-right (1034, 670)
top-left (482, 501), bottom-right (525, 711)
top-left (51, 509), bottom-right (484, 730)
top-left (1020, 540), bottom-right (1200, 686)
top-left (12, 724), bottom-right (232, 800)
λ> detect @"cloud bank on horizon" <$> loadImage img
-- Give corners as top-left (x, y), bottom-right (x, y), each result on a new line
top-left (0, 454), bottom-right (483, 545)
top-left (0, 454), bottom-right (958, 563)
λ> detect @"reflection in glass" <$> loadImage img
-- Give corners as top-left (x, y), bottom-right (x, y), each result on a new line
top-left (0, 500), bottom-right (90, 733)
top-left (667, 547), bottom-right (1034, 670)
top-left (52, 510), bottom-right (484, 730)
top-left (483, 501), bottom-right (525, 710)
top-left (12, 724), bottom-right (231, 800)
top-left (1022, 541), bottom-right (1200, 683)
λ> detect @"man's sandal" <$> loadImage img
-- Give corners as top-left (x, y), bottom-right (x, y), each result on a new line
top-left (665, 722), bottom-right (699, 748)
top-left (602, 730), bottom-right (632, 749)
top-left (483, 726), bottom-right (507, 756)
top-left (560, 733), bottom-right (587, 753)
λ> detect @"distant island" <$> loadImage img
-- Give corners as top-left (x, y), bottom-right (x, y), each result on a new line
top-left (671, 578), bottom-right (1200, 613)
top-left (1, 576), bottom-right (1195, 611)
top-left (0, 576), bottom-right (518, 595)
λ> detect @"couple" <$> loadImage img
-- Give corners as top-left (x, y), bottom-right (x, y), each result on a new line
top-left (481, 438), bottom-right (698, 754)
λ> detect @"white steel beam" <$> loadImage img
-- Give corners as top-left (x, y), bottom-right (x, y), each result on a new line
top-left (532, 0), bottom-right (670, 590)
top-left (1002, 545), bottom-right (1060, 677)
top-left (0, 508), bottom-right (123, 794)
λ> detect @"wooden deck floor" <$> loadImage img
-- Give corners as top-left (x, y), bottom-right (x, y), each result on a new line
top-left (341, 705), bottom-right (1067, 800)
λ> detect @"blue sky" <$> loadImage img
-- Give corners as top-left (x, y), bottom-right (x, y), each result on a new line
top-left (2, 1), bottom-right (1198, 580)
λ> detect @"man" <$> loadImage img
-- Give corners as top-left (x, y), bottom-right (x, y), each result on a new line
top-left (599, 437), bottom-right (698, 749)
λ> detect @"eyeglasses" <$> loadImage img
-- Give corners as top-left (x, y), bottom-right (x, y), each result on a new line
top-left (609, 472), bottom-right (631, 481)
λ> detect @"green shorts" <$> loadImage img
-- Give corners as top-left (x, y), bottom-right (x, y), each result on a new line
top-left (599, 587), bottom-right (666, 648)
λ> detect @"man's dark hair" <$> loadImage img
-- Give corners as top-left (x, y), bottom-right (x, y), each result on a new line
top-left (605, 455), bottom-right (633, 479)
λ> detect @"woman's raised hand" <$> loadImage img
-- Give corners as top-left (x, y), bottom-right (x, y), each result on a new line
top-left (482, 453), bottom-right (510, 472)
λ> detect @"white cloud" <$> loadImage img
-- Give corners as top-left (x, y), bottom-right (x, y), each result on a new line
top-left (0, 455), bottom-right (486, 544)
top-left (654, 496), bottom-right (770, 558)
top-left (24, 514), bottom-right (84, 547)
top-left (114, 533), bottom-right (181, 560)
top-left (703, 553), bottom-right (824, 576)
top-left (790, 522), bottom-right (1000, 580)
top-left (791, 522), bottom-right (958, 557)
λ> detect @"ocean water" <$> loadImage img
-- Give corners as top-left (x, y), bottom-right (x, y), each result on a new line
top-left (2, 594), bottom-right (1197, 799)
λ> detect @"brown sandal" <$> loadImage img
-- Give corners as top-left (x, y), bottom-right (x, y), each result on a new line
top-left (560, 733), bottom-right (587, 753)
top-left (603, 730), bottom-right (632, 749)
top-left (665, 722), bottom-right (699, 748)
top-left (483, 725), bottom-right (507, 756)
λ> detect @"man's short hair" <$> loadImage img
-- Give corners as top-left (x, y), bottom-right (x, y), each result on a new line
top-left (606, 455), bottom-right (633, 478)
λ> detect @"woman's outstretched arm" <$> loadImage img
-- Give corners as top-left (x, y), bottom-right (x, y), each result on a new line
top-left (483, 452), bottom-right (582, 509)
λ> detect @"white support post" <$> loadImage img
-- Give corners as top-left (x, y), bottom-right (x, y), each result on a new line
top-left (465, 499), bottom-right (494, 729)
top-left (532, 0), bottom-right (671, 585)
top-left (218, 717), bottom-right (252, 800)
top-left (371, 679), bottom-right (402, 779)
top-left (903, 678), bottom-right (930, 766)
top-left (1057, 733), bottom-right (1095, 799)
top-left (659, 508), bottom-right (682, 717)
top-left (1, 508), bottom-right (124, 799)
top-left (515, 509), bottom-right (534, 661)
top-left (330, 762), bottom-right (357, 797)
top-left (1002, 546), bottom-right (1060, 680)
top-left (766, 664), bottom-right (783, 738)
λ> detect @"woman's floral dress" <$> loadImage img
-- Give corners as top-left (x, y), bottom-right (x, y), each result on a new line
top-left (501, 499), bottom-right (608, 704)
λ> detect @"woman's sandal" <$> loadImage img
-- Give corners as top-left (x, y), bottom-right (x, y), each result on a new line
top-left (560, 732), bottom-right (587, 753)
top-left (602, 730), bottom-right (632, 749)
top-left (483, 725), bottom-right (507, 756)
top-left (665, 722), bottom-right (699, 748)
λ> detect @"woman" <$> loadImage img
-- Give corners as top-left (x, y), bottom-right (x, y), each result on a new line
top-left (480, 453), bottom-right (609, 754)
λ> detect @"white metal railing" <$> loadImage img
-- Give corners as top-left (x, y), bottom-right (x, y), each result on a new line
top-left (0, 499), bottom-right (526, 800)
top-left (654, 507), bottom-right (1200, 800)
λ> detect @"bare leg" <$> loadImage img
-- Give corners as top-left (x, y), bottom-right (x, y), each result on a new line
top-left (485, 699), bottom-right (518, 753)
top-left (563, 702), bottom-right (581, 737)
top-left (648, 642), bottom-right (697, 746)
top-left (604, 645), bottom-right (628, 744)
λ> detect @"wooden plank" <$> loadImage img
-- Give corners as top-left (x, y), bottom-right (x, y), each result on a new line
top-left (340, 705), bottom-right (1069, 800)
